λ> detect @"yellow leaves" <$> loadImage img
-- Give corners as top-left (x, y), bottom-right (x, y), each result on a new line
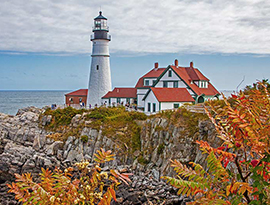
top-left (7, 149), bottom-right (130, 205)
top-left (226, 182), bottom-right (252, 196)
top-left (94, 148), bottom-right (115, 163)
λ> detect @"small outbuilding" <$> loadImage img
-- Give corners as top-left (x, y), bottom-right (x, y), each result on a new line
top-left (65, 89), bottom-right (87, 106)
top-left (101, 87), bottom-right (137, 106)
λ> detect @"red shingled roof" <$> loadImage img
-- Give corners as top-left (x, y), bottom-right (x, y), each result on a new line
top-left (150, 88), bottom-right (195, 102)
top-left (143, 68), bottom-right (166, 78)
top-left (135, 68), bottom-right (166, 88)
top-left (170, 66), bottom-right (219, 96)
top-left (102, 88), bottom-right (137, 98)
top-left (65, 89), bottom-right (88, 96)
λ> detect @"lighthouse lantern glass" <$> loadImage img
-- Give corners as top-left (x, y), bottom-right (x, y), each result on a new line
top-left (94, 19), bottom-right (107, 30)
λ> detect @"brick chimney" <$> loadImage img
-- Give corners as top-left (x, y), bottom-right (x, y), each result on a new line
top-left (190, 61), bottom-right (193, 68)
top-left (154, 62), bottom-right (158, 68)
top-left (175, 59), bottom-right (178, 67)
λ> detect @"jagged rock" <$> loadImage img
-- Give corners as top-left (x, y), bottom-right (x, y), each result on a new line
top-left (0, 106), bottom-right (219, 205)
top-left (46, 141), bottom-right (63, 156)
top-left (41, 115), bottom-right (52, 126)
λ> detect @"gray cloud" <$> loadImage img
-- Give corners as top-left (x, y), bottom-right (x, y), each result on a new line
top-left (0, 0), bottom-right (270, 54)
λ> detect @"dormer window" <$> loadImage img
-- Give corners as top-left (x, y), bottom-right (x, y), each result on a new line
top-left (198, 81), bottom-right (208, 88)
top-left (145, 80), bottom-right (149, 86)
top-left (168, 70), bottom-right (172, 77)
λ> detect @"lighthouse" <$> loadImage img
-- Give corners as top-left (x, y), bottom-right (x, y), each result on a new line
top-left (87, 11), bottom-right (112, 107)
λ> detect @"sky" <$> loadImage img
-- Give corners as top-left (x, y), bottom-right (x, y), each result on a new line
top-left (0, 0), bottom-right (270, 91)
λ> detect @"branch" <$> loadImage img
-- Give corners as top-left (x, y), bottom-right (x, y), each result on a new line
top-left (235, 155), bottom-right (251, 203)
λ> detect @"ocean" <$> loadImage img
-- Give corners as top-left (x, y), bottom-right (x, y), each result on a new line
top-left (0, 90), bottom-right (70, 115)
top-left (0, 90), bottom-right (234, 116)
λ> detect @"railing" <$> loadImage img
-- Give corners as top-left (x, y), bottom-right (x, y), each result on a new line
top-left (90, 34), bottom-right (111, 41)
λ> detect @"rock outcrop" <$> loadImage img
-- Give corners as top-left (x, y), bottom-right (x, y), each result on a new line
top-left (0, 107), bottom-right (219, 205)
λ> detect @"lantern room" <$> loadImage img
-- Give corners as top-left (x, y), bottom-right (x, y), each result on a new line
top-left (91, 11), bottom-right (111, 41)
top-left (93, 11), bottom-right (109, 31)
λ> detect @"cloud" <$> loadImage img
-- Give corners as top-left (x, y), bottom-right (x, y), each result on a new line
top-left (0, 0), bottom-right (270, 55)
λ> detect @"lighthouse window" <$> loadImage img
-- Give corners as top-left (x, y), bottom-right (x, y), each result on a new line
top-left (96, 65), bottom-right (99, 70)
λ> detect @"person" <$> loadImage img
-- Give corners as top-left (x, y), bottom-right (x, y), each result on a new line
top-left (89, 104), bottom-right (91, 109)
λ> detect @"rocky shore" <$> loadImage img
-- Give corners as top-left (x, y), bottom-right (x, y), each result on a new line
top-left (0, 107), bottom-right (218, 204)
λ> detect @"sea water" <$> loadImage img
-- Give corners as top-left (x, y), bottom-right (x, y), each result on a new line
top-left (0, 90), bottom-right (70, 115)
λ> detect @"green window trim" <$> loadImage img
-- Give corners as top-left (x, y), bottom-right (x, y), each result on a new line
top-left (168, 70), bottom-right (172, 77)
top-left (163, 81), bottom-right (168, 88)
top-left (153, 103), bottom-right (156, 112)
top-left (148, 103), bottom-right (151, 112)
top-left (173, 81), bottom-right (178, 88)
top-left (174, 103), bottom-right (179, 108)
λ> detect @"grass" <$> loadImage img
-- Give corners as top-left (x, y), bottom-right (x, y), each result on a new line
top-left (40, 106), bottom-right (147, 154)
top-left (153, 107), bottom-right (209, 138)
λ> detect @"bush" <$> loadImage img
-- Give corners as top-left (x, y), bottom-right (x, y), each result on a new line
top-left (7, 149), bottom-right (132, 204)
top-left (163, 81), bottom-right (270, 204)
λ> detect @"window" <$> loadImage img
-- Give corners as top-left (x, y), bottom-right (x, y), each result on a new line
top-left (153, 103), bottom-right (156, 112)
top-left (96, 65), bottom-right (99, 70)
top-left (148, 103), bottom-right (151, 112)
top-left (163, 81), bottom-right (168, 88)
top-left (145, 80), bottom-right (149, 86)
top-left (168, 70), bottom-right (172, 77)
top-left (117, 98), bottom-right (121, 103)
top-left (174, 103), bottom-right (179, 109)
top-left (173, 81), bottom-right (178, 88)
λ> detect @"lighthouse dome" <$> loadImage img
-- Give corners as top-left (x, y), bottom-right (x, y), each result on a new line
top-left (94, 11), bottom-right (107, 20)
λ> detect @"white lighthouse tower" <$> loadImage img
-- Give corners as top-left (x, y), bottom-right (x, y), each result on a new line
top-left (87, 11), bottom-right (112, 106)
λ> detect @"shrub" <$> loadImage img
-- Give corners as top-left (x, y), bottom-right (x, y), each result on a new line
top-left (163, 81), bottom-right (270, 204)
top-left (7, 149), bottom-right (132, 204)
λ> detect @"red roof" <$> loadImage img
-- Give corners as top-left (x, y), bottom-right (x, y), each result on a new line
top-left (150, 88), bottom-right (195, 102)
top-left (65, 89), bottom-right (88, 96)
top-left (135, 68), bottom-right (166, 88)
top-left (102, 88), bottom-right (137, 98)
top-left (170, 66), bottom-right (219, 96)
top-left (143, 68), bottom-right (166, 78)
top-left (194, 68), bottom-right (209, 81)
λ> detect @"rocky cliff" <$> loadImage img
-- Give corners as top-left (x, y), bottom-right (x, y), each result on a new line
top-left (0, 107), bottom-right (219, 205)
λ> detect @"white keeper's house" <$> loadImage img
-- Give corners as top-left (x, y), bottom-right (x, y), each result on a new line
top-left (101, 59), bottom-right (220, 114)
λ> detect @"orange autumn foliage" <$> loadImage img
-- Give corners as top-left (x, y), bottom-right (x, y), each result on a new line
top-left (7, 148), bottom-right (131, 205)
top-left (163, 81), bottom-right (270, 204)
